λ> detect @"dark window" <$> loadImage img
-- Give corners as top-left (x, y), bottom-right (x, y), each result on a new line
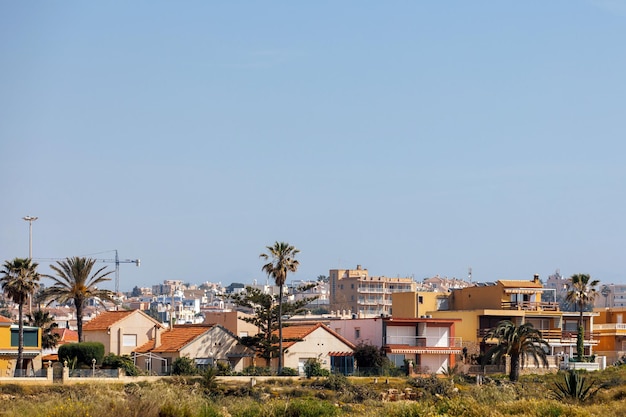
top-left (11, 329), bottom-right (38, 347)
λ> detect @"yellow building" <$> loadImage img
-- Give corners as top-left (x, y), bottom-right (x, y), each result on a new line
top-left (0, 315), bottom-right (42, 377)
top-left (392, 275), bottom-right (598, 359)
top-left (329, 265), bottom-right (417, 317)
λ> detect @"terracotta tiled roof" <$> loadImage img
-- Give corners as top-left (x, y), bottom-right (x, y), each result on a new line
top-left (52, 328), bottom-right (79, 343)
top-left (83, 309), bottom-right (162, 331)
top-left (0, 316), bottom-right (13, 324)
top-left (275, 323), bottom-right (356, 350)
top-left (82, 310), bottom-right (136, 331)
top-left (135, 324), bottom-right (214, 353)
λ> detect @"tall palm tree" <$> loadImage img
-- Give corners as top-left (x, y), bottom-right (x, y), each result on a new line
top-left (0, 258), bottom-right (41, 375)
top-left (42, 257), bottom-right (114, 342)
top-left (483, 320), bottom-right (549, 382)
top-left (260, 242), bottom-right (300, 374)
top-left (565, 273), bottom-right (600, 362)
top-left (27, 309), bottom-right (59, 350)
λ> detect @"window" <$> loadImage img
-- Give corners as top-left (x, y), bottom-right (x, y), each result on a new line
top-left (355, 328), bottom-right (361, 339)
top-left (123, 334), bottom-right (137, 347)
top-left (239, 331), bottom-right (249, 337)
top-left (351, 283), bottom-right (354, 289)
top-left (11, 329), bottom-right (38, 347)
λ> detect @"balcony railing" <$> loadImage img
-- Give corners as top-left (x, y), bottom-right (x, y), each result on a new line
top-left (385, 335), bottom-right (463, 348)
top-left (500, 301), bottom-right (560, 311)
top-left (477, 328), bottom-right (599, 342)
top-left (595, 323), bottom-right (626, 331)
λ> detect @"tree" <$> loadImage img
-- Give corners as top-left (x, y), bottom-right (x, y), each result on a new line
top-left (42, 257), bottom-right (114, 342)
top-left (482, 320), bottom-right (549, 382)
top-left (259, 242), bottom-right (300, 374)
top-left (27, 309), bottom-right (59, 350)
top-left (353, 342), bottom-right (387, 376)
top-left (0, 258), bottom-right (41, 375)
top-left (229, 285), bottom-right (317, 368)
top-left (317, 275), bottom-right (329, 283)
top-left (565, 273), bottom-right (599, 362)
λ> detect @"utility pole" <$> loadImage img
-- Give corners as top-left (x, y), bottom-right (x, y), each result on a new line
top-left (22, 215), bottom-right (38, 315)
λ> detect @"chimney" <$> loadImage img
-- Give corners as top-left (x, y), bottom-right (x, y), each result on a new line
top-left (153, 325), bottom-right (161, 349)
top-left (533, 274), bottom-right (540, 284)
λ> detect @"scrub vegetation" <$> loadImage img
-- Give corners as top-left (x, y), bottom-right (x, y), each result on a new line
top-left (2, 366), bottom-right (626, 416)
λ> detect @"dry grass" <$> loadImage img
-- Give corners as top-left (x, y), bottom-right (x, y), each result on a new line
top-left (1, 367), bottom-right (626, 416)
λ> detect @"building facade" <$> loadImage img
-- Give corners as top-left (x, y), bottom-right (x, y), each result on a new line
top-left (329, 265), bottom-right (417, 317)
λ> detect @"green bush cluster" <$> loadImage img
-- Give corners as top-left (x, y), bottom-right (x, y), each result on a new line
top-left (58, 342), bottom-right (105, 367)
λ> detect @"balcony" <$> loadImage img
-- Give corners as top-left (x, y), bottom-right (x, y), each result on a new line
top-left (477, 328), bottom-right (599, 343)
top-left (385, 335), bottom-right (463, 348)
top-left (500, 301), bottom-right (560, 311)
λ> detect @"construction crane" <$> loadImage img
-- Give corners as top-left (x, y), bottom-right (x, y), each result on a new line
top-left (36, 249), bottom-right (140, 295)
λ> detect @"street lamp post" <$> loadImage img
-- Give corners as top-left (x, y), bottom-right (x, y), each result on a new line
top-left (22, 216), bottom-right (38, 259)
top-left (22, 216), bottom-right (38, 315)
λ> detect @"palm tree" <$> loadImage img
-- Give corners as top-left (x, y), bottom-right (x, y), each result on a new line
top-left (27, 309), bottom-right (59, 350)
top-left (0, 258), bottom-right (41, 375)
top-left (260, 242), bottom-right (300, 374)
top-left (483, 320), bottom-right (549, 382)
top-left (565, 273), bottom-right (599, 362)
top-left (42, 257), bottom-right (114, 342)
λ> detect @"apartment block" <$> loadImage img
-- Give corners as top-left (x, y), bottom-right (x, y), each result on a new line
top-left (329, 265), bottom-right (417, 317)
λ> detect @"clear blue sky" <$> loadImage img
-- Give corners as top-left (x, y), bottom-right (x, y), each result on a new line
top-left (2, 1), bottom-right (625, 292)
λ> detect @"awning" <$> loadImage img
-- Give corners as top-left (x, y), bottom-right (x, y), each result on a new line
top-left (329, 352), bottom-right (354, 357)
top-left (387, 347), bottom-right (462, 354)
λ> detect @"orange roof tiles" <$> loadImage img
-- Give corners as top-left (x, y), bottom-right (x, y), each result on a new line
top-left (0, 315), bottom-right (13, 324)
top-left (275, 323), bottom-right (356, 350)
top-left (52, 328), bottom-right (79, 343)
top-left (135, 324), bottom-right (215, 353)
top-left (82, 310), bottom-right (136, 331)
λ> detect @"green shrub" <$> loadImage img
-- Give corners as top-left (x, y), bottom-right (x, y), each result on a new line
top-left (101, 353), bottom-right (141, 376)
top-left (58, 342), bottom-right (104, 366)
top-left (240, 365), bottom-right (272, 376)
top-left (304, 359), bottom-right (330, 378)
top-left (171, 357), bottom-right (197, 375)
top-left (280, 367), bottom-right (299, 376)
top-left (408, 374), bottom-right (457, 398)
top-left (284, 398), bottom-right (339, 417)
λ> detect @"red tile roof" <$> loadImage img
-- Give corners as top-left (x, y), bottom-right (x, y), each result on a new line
top-left (83, 309), bottom-right (161, 331)
top-left (0, 315), bottom-right (13, 324)
top-left (135, 324), bottom-right (215, 353)
top-left (52, 328), bottom-right (79, 343)
top-left (275, 323), bottom-right (356, 350)
top-left (83, 310), bottom-right (136, 331)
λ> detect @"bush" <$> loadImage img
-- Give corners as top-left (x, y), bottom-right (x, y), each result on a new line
top-left (58, 342), bottom-right (104, 367)
top-left (171, 357), bottom-right (197, 375)
top-left (240, 366), bottom-right (272, 376)
top-left (304, 359), bottom-right (330, 378)
top-left (284, 398), bottom-right (340, 417)
top-left (280, 367), bottom-right (299, 376)
top-left (101, 353), bottom-right (141, 376)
